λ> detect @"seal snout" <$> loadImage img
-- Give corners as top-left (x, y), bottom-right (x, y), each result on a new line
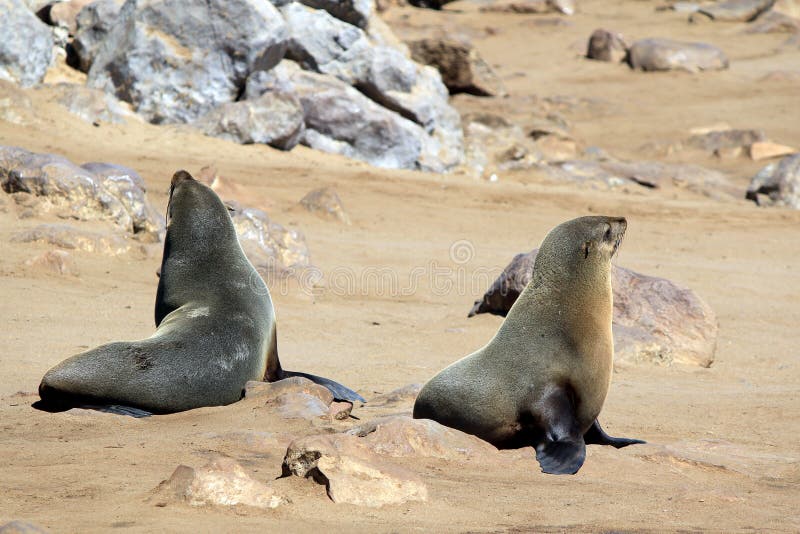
top-left (171, 170), bottom-right (195, 187)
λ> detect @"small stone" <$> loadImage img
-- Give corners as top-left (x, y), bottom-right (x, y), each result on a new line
top-left (686, 128), bottom-right (765, 153)
top-left (586, 29), bottom-right (628, 63)
top-left (748, 141), bottom-right (797, 161)
top-left (24, 250), bottom-right (77, 275)
top-left (299, 187), bottom-right (351, 224)
top-left (152, 456), bottom-right (286, 509)
top-left (329, 401), bottom-right (353, 420)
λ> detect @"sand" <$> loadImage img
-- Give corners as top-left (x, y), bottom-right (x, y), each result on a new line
top-left (1, 0), bottom-right (799, 531)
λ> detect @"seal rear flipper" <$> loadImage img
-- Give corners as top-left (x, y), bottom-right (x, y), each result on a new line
top-left (535, 438), bottom-right (586, 475)
top-left (583, 419), bottom-right (645, 448)
top-left (280, 370), bottom-right (366, 403)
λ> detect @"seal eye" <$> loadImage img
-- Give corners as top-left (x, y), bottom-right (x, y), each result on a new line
top-left (583, 242), bottom-right (590, 259)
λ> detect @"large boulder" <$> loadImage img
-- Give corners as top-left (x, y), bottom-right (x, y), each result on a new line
top-left (746, 153), bottom-right (800, 208)
top-left (0, 0), bottom-right (54, 87)
top-left (627, 38), bottom-right (729, 72)
top-left (193, 92), bottom-right (305, 150)
top-left (88, 0), bottom-right (288, 124)
top-left (468, 250), bottom-right (718, 367)
top-left (71, 0), bottom-right (124, 73)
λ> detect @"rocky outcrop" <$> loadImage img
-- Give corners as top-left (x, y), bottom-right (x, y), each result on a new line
top-left (88, 0), bottom-right (288, 123)
top-left (627, 39), bottom-right (729, 72)
top-left (746, 153), bottom-right (800, 208)
top-left (152, 456), bottom-right (287, 509)
top-left (0, 0), bottom-right (54, 87)
top-left (0, 147), bottom-right (163, 238)
top-left (468, 250), bottom-right (718, 367)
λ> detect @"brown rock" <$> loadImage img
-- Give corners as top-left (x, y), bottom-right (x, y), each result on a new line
top-left (49, 0), bottom-right (95, 34)
top-left (586, 29), bottom-right (628, 62)
top-left (407, 37), bottom-right (507, 97)
top-left (299, 187), bottom-right (352, 224)
top-left (282, 433), bottom-right (428, 507)
top-left (368, 383), bottom-right (422, 407)
top-left (346, 415), bottom-right (499, 459)
top-left (244, 377), bottom-right (346, 420)
top-left (534, 134), bottom-right (579, 162)
top-left (152, 456), bottom-right (286, 509)
top-left (24, 249), bottom-right (77, 275)
top-left (748, 141), bottom-right (797, 161)
top-left (468, 250), bottom-right (718, 367)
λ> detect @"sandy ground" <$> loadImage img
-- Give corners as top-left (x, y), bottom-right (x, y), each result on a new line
top-left (1, 0), bottom-right (799, 531)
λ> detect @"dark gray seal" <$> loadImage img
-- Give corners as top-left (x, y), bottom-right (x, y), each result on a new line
top-left (413, 216), bottom-right (644, 474)
top-left (37, 170), bottom-right (363, 415)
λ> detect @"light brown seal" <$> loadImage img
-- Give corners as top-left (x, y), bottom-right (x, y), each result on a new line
top-left (413, 216), bottom-right (644, 474)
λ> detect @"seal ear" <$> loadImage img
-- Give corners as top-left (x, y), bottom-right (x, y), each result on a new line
top-left (582, 242), bottom-right (591, 259)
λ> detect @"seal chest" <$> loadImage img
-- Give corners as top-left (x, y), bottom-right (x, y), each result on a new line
top-left (414, 216), bottom-right (645, 474)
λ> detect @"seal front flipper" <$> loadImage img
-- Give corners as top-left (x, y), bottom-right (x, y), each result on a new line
top-left (583, 419), bottom-right (645, 448)
top-left (280, 370), bottom-right (366, 403)
top-left (532, 386), bottom-right (586, 475)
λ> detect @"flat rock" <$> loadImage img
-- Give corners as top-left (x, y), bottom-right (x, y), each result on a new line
top-left (749, 141), bottom-right (797, 160)
top-left (367, 383), bottom-right (422, 407)
top-left (11, 224), bottom-right (134, 255)
top-left (694, 0), bottom-right (774, 21)
top-left (152, 456), bottom-right (286, 509)
top-left (299, 187), bottom-right (351, 224)
top-left (407, 37), bottom-right (507, 96)
top-left (282, 433), bottom-right (428, 507)
top-left (345, 415), bottom-right (499, 459)
top-left (228, 202), bottom-right (312, 275)
top-left (686, 128), bottom-right (765, 154)
top-left (88, 0), bottom-right (288, 124)
top-left (586, 29), bottom-right (629, 62)
top-left (24, 249), bottom-right (77, 275)
top-left (627, 38), bottom-right (729, 72)
top-left (746, 153), bottom-right (800, 208)
top-left (0, 0), bottom-right (54, 87)
top-left (468, 250), bottom-right (718, 367)
top-left (194, 92), bottom-right (305, 150)
top-left (479, 0), bottom-right (574, 14)
top-left (0, 522), bottom-right (50, 534)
